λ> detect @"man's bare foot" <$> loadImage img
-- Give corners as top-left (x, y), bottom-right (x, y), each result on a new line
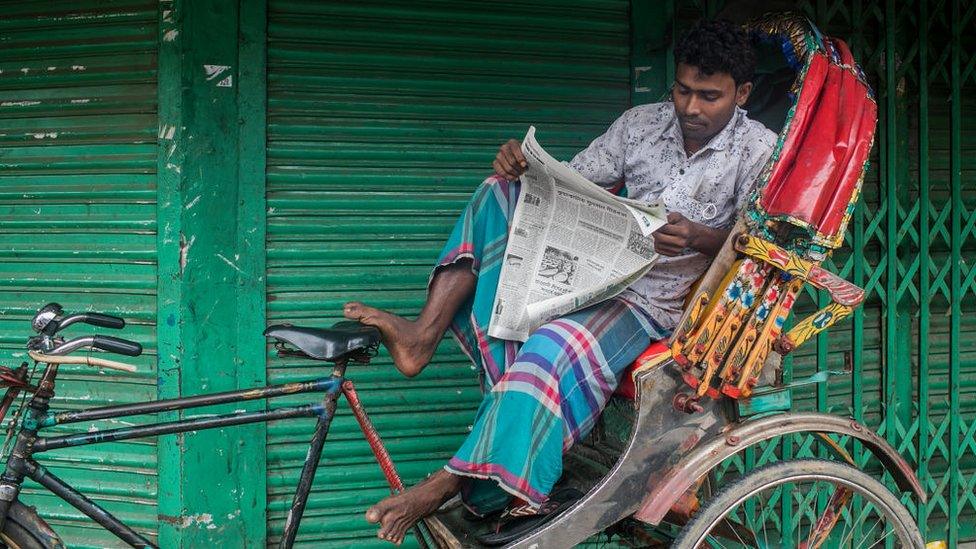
top-left (366, 469), bottom-right (461, 545)
top-left (343, 302), bottom-right (441, 377)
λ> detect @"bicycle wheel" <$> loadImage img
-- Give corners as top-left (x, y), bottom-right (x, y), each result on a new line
top-left (673, 459), bottom-right (923, 549)
top-left (0, 503), bottom-right (62, 549)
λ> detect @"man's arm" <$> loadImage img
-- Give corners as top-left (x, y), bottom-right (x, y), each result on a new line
top-left (567, 108), bottom-right (634, 187)
top-left (653, 212), bottom-right (730, 258)
top-left (493, 107), bottom-right (637, 184)
top-left (652, 125), bottom-right (776, 258)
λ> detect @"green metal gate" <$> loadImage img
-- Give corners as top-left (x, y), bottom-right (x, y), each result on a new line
top-left (263, 1), bottom-right (633, 545)
top-left (671, 0), bottom-right (976, 545)
top-left (0, 1), bottom-right (160, 547)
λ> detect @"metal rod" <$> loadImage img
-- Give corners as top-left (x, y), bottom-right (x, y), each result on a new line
top-left (34, 405), bottom-right (323, 453)
top-left (342, 381), bottom-right (404, 490)
top-left (46, 377), bottom-right (341, 427)
top-left (25, 460), bottom-right (157, 548)
top-left (883, 0), bottom-right (899, 451)
top-left (916, 0), bottom-right (931, 537)
top-left (279, 392), bottom-right (340, 549)
top-left (0, 364), bottom-right (59, 533)
top-left (948, 0), bottom-right (962, 544)
top-left (0, 387), bottom-right (22, 425)
top-left (342, 381), bottom-right (432, 549)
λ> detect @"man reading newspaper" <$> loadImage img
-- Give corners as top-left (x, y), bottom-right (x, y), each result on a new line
top-left (486, 125), bottom-right (670, 343)
top-left (343, 19), bottom-right (776, 544)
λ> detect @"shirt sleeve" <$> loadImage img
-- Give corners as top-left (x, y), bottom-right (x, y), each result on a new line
top-left (733, 127), bottom-right (777, 211)
top-left (568, 109), bottom-right (633, 188)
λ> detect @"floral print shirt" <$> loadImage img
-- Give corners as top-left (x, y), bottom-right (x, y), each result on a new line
top-left (569, 102), bottom-right (776, 329)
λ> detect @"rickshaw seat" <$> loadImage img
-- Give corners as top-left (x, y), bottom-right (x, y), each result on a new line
top-left (614, 269), bottom-right (713, 400)
top-left (615, 339), bottom-right (670, 400)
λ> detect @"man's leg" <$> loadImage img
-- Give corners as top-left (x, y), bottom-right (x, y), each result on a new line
top-left (447, 297), bottom-right (669, 513)
top-left (345, 175), bottom-right (518, 380)
top-left (344, 260), bottom-right (476, 377)
top-left (350, 176), bottom-right (520, 544)
top-left (363, 469), bottom-right (462, 545)
top-left (359, 296), bottom-right (666, 544)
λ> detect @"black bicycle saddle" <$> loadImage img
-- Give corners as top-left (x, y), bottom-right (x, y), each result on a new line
top-left (263, 321), bottom-right (381, 362)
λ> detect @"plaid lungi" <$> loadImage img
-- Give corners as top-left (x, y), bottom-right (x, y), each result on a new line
top-left (434, 176), bottom-right (670, 514)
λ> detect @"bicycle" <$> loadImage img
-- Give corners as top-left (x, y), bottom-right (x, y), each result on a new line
top-left (0, 303), bottom-right (426, 549)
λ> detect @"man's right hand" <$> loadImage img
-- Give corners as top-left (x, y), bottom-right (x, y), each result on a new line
top-left (493, 139), bottom-right (528, 181)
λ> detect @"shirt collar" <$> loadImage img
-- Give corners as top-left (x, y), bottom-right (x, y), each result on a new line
top-left (661, 104), bottom-right (744, 153)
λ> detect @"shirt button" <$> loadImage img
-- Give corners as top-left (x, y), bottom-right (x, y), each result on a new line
top-left (679, 169), bottom-right (685, 175)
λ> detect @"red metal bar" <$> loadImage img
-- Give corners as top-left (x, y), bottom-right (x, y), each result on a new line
top-left (342, 381), bottom-right (433, 549)
top-left (341, 380), bottom-right (405, 492)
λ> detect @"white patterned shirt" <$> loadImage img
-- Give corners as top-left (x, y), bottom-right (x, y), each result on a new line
top-left (569, 102), bottom-right (776, 330)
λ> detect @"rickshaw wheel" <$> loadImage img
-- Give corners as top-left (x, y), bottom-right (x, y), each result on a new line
top-left (672, 459), bottom-right (923, 549)
top-left (0, 502), bottom-right (61, 549)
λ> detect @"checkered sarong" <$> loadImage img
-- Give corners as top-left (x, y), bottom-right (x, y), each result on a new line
top-left (435, 176), bottom-right (669, 513)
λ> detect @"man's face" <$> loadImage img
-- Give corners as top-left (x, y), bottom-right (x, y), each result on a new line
top-left (671, 63), bottom-right (752, 147)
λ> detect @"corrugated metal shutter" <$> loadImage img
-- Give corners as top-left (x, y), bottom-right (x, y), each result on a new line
top-left (265, 1), bottom-right (631, 545)
top-left (0, 2), bottom-right (159, 547)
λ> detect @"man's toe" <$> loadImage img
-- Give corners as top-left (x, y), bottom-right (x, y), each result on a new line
top-left (366, 501), bottom-right (387, 531)
top-left (343, 302), bottom-right (362, 318)
top-left (365, 503), bottom-right (385, 524)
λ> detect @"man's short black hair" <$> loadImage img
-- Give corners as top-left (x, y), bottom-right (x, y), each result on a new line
top-left (674, 19), bottom-right (756, 87)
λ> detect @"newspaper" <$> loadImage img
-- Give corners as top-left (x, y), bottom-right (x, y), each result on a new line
top-left (487, 127), bottom-right (667, 341)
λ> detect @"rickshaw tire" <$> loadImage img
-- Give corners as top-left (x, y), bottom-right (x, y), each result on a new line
top-left (0, 503), bottom-right (62, 549)
top-left (672, 459), bottom-right (923, 549)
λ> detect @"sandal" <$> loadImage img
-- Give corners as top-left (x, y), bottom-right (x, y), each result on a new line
top-left (475, 487), bottom-right (584, 546)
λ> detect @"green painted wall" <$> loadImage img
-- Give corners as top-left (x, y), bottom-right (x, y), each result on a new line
top-left (155, 0), bottom-right (267, 547)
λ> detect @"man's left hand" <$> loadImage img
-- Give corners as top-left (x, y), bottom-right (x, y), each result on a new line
top-left (652, 212), bottom-right (696, 256)
top-left (652, 212), bottom-right (731, 258)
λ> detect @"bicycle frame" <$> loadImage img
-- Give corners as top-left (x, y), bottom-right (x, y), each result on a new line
top-left (0, 356), bottom-right (401, 549)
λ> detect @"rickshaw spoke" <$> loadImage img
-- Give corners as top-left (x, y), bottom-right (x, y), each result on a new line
top-left (801, 484), bottom-right (853, 548)
top-left (704, 533), bottom-right (728, 548)
top-left (863, 525), bottom-right (896, 549)
top-left (851, 513), bottom-right (885, 549)
top-left (728, 518), bottom-right (747, 547)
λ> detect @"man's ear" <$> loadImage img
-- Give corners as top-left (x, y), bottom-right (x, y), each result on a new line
top-left (735, 82), bottom-right (753, 106)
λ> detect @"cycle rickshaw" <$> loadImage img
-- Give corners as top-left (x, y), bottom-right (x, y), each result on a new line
top-left (395, 14), bottom-right (927, 548)
top-left (0, 13), bottom-right (924, 549)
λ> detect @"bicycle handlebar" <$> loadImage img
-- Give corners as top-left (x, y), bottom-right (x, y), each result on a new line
top-left (45, 335), bottom-right (143, 357)
top-left (92, 335), bottom-right (142, 357)
top-left (47, 313), bottom-right (126, 334)
top-left (33, 303), bottom-right (126, 335)
top-left (80, 313), bottom-right (126, 330)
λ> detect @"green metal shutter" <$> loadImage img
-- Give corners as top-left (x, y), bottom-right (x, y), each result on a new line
top-left (265, 1), bottom-right (630, 545)
top-left (0, 2), bottom-right (159, 547)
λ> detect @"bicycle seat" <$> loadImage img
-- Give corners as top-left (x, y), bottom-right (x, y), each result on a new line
top-left (263, 321), bottom-right (381, 362)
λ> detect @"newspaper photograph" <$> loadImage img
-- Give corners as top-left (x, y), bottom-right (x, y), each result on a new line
top-left (487, 126), bottom-right (668, 341)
